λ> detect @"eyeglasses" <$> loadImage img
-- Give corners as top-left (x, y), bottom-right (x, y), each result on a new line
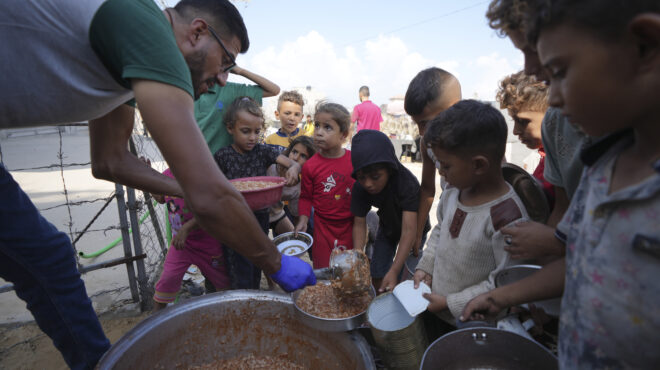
top-left (207, 25), bottom-right (236, 73)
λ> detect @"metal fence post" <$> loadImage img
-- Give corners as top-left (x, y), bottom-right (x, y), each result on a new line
top-left (127, 136), bottom-right (167, 257)
top-left (143, 193), bottom-right (167, 257)
top-left (126, 186), bottom-right (152, 311)
top-left (115, 183), bottom-right (140, 303)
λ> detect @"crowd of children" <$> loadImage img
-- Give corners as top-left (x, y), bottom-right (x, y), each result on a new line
top-left (461, 1), bottom-right (660, 369)
top-left (148, 1), bottom-right (659, 368)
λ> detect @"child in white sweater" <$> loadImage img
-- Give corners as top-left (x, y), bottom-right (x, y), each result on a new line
top-left (414, 100), bottom-right (529, 324)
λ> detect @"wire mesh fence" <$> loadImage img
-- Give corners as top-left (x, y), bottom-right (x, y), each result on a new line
top-left (127, 113), bottom-right (170, 305)
top-left (0, 112), bottom-right (171, 314)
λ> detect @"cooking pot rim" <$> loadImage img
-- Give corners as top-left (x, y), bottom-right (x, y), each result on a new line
top-left (421, 326), bottom-right (557, 368)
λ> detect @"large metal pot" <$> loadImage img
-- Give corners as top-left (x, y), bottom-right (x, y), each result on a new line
top-left (420, 327), bottom-right (558, 370)
top-left (98, 290), bottom-right (375, 369)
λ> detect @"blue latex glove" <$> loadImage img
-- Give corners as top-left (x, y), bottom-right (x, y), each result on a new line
top-left (270, 254), bottom-right (316, 292)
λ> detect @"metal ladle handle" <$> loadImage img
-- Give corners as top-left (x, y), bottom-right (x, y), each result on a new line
top-left (313, 267), bottom-right (336, 280)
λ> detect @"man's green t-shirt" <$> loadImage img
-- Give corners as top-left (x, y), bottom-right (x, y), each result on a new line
top-left (195, 83), bottom-right (264, 154)
top-left (90, 0), bottom-right (194, 97)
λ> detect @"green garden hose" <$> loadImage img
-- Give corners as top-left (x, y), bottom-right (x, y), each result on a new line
top-left (79, 201), bottom-right (170, 258)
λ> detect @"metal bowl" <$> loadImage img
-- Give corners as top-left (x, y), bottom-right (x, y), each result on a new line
top-left (273, 231), bottom-right (313, 257)
top-left (401, 249), bottom-right (423, 280)
top-left (292, 281), bottom-right (376, 332)
top-left (495, 264), bottom-right (561, 317)
top-left (421, 327), bottom-right (558, 370)
top-left (97, 290), bottom-right (375, 369)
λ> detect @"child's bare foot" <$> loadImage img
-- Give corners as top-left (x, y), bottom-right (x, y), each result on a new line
top-left (151, 301), bottom-right (167, 313)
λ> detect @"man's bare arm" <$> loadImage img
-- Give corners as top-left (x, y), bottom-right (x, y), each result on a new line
top-left (393, 211), bottom-right (417, 272)
top-left (132, 79), bottom-right (281, 274)
top-left (546, 186), bottom-right (569, 228)
top-left (89, 104), bottom-right (183, 197)
top-left (415, 140), bottom-right (436, 254)
top-left (231, 66), bottom-right (280, 98)
top-left (461, 257), bottom-right (565, 321)
top-left (352, 216), bottom-right (367, 251)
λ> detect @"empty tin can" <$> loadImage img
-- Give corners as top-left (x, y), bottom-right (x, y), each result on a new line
top-left (366, 292), bottom-right (428, 369)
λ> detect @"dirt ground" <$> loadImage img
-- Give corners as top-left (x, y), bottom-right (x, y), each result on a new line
top-left (0, 310), bottom-right (150, 370)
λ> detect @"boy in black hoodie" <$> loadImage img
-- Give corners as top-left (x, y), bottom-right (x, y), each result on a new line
top-left (351, 130), bottom-right (430, 293)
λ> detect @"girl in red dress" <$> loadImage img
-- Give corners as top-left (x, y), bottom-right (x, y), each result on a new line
top-left (295, 102), bottom-right (355, 268)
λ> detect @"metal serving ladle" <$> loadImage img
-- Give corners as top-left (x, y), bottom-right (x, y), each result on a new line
top-left (313, 242), bottom-right (371, 298)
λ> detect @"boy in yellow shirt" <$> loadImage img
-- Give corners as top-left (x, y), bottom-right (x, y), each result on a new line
top-left (265, 91), bottom-right (305, 151)
top-left (302, 114), bottom-right (315, 136)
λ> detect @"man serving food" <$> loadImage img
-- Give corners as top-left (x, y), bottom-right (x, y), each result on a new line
top-left (0, 0), bottom-right (315, 368)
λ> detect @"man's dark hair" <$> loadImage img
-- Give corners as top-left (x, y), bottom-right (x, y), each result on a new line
top-left (527, 0), bottom-right (660, 44)
top-left (404, 67), bottom-right (456, 116)
top-left (175, 0), bottom-right (249, 53)
top-left (424, 100), bottom-right (508, 162)
top-left (359, 86), bottom-right (370, 97)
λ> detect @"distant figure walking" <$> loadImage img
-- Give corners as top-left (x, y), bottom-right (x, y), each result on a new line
top-left (351, 86), bottom-right (383, 133)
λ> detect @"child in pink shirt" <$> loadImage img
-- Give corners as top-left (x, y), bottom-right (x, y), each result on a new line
top-left (152, 169), bottom-right (229, 310)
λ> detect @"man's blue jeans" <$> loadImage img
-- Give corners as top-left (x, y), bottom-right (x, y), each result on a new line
top-left (0, 165), bottom-right (110, 369)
